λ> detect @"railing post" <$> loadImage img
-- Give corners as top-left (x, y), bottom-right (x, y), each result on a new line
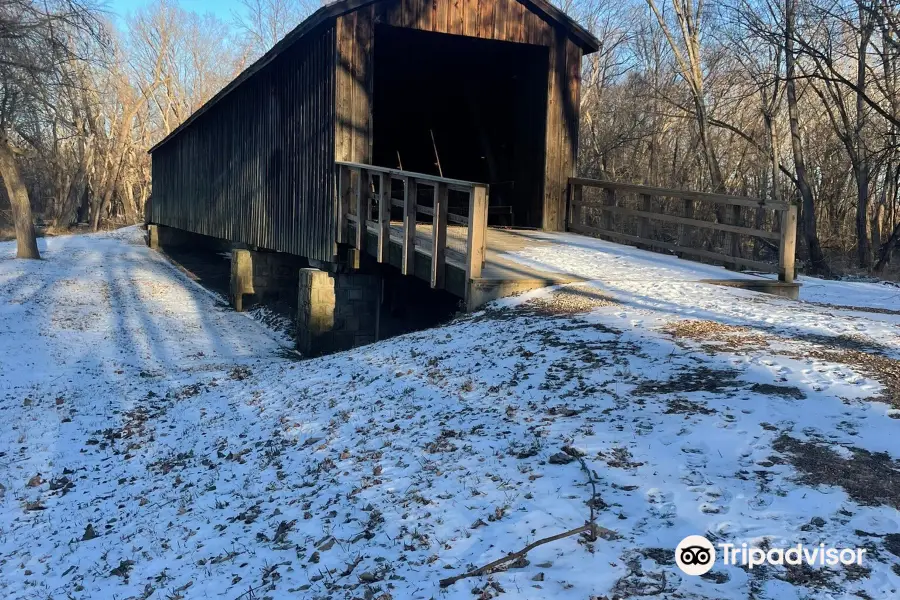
top-left (466, 184), bottom-right (488, 281)
top-left (604, 187), bottom-right (616, 231)
top-left (431, 182), bottom-right (448, 289)
top-left (376, 172), bottom-right (389, 263)
top-left (729, 204), bottom-right (742, 270)
top-left (402, 177), bottom-right (417, 276)
top-left (678, 197), bottom-right (694, 255)
top-left (779, 204), bottom-right (798, 283)
top-left (354, 167), bottom-right (367, 251)
top-left (639, 193), bottom-right (652, 242)
top-left (568, 182), bottom-right (583, 231)
top-left (337, 165), bottom-right (351, 245)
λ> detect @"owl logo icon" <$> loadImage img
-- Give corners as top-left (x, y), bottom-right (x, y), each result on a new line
top-left (675, 535), bottom-right (716, 576)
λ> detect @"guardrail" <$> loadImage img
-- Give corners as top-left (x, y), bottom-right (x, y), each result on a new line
top-left (567, 178), bottom-right (798, 283)
top-left (336, 161), bottom-right (489, 287)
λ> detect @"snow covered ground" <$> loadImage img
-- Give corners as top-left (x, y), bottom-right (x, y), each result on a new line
top-left (1, 227), bottom-right (899, 600)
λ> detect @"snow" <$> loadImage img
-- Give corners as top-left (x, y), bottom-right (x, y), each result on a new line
top-left (1, 227), bottom-right (899, 600)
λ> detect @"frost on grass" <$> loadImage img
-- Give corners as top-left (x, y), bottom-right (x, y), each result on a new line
top-left (2, 228), bottom-right (900, 599)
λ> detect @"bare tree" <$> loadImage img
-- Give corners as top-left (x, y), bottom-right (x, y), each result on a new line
top-left (232, 0), bottom-right (320, 58)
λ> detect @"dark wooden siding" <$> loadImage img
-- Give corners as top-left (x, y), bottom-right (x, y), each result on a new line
top-left (150, 24), bottom-right (338, 262)
top-left (334, 0), bottom-right (582, 229)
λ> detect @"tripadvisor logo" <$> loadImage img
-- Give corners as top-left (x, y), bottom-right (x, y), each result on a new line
top-left (675, 535), bottom-right (716, 576)
top-left (675, 535), bottom-right (867, 576)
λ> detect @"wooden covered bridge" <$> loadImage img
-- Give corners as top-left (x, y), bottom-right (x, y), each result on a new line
top-left (147, 0), bottom-right (797, 355)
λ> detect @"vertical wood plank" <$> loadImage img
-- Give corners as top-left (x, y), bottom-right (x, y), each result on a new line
top-left (386, 0), bottom-right (402, 26)
top-left (419, 0), bottom-right (433, 30)
top-left (435, 0), bottom-right (449, 32)
top-left (639, 193), bottom-right (652, 240)
top-left (729, 204), bottom-right (742, 270)
top-left (568, 182), bottom-right (582, 230)
top-left (604, 187), bottom-right (615, 231)
top-left (466, 184), bottom-right (488, 280)
top-left (355, 167), bottom-right (367, 250)
top-left (377, 172), bottom-right (390, 262)
top-left (431, 182), bottom-right (448, 288)
top-left (464, 0), bottom-right (477, 36)
top-left (337, 165), bottom-right (351, 244)
top-left (492, 0), bottom-right (506, 39)
top-left (402, 177), bottom-right (417, 275)
top-left (679, 198), bottom-right (694, 252)
top-left (451, 0), bottom-right (464, 34)
top-left (779, 204), bottom-right (798, 283)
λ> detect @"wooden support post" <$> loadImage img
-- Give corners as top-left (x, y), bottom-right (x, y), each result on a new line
top-left (604, 187), bottom-right (616, 231)
top-left (779, 204), bottom-right (798, 283)
top-left (337, 165), bottom-right (351, 244)
top-left (365, 171), bottom-right (374, 225)
top-left (431, 182), bottom-right (448, 289)
top-left (678, 197), bottom-right (694, 254)
top-left (729, 204), bottom-right (742, 270)
top-left (568, 183), bottom-right (583, 230)
top-left (639, 193), bottom-right (652, 242)
top-left (377, 172), bottom-right (389, 263)
top-left (466, 184), bottom-right (488, 281)
top-left (354, 168), bottom-right (367, 251)
top-left (402, 177), bottom-right (417, 276)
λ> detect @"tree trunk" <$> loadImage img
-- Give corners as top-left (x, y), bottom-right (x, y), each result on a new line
top-left (785, 0), bottom-right (828, 275)
top-left (874, 221), bottom-right (900, 273)
top-left (0, 137), bottom-right (41, 259)
top-left (854, 7), bottom-right (874, 269)
top-left (856, 162), bottom-right (871, 268)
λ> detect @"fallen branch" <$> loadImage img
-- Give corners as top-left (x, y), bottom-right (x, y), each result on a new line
top-left (438, 522), bottom-right (614, 588)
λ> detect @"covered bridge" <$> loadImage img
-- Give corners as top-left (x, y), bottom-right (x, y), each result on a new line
top-left (147, 0), bottom-right (600, 353)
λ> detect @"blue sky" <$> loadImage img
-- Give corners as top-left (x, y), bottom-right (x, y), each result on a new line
top-left (106, 0), bottom-right (241, 22)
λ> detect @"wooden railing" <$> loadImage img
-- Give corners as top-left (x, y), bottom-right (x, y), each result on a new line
top-left (567, 178), bottom-right (798, 283)
top-left (336, 161), bottom-right (489, 287)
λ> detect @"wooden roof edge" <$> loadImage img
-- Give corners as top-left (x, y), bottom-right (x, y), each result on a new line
top-left (148, 0), bottom-right (599, 155)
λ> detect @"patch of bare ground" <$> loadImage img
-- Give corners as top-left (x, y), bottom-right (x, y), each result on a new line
top-left (662, 319), bottom-right (771, 352)
top-left (804, 300), bottom-right (900, 317)
top-left (773, 434), bottom-right (900, 510)
top-left (749, 383), bottom-right (807, 400)
top-left (791, 332), bottom-right (889, 354)
top-left (520, 285), bottom-right (617, 316)
top-left (633, 367), bottom-right (741, 396)
top-left (787, 347), bottom-right (900, 409)
top-left (665, 397), bottom-right (717, 415)
top-left (663, 319), bottom-right (899, 407)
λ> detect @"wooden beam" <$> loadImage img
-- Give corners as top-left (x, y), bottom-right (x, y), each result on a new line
top-left (779, 204), bottom-right (798, 283)
top-left (569, 177), bottom-right (791, 211)
top-left (354, 167), bottom-right (367, 250)
top-left (402, 177), bottom-right (417, 275)
top-left (377, 172), bottom-right (389, 262)
top-left (336, 160), bottom-right (482, 189)
top-left (571, 201), bottom-right (781, 241)
top-left (466, 184), bottom-right (488, 280)
top-left (431, 182), bottom-right (448, 288)
top-left (568, 222), bottom-right (779, 273)
top-left (337, 165), bottom-right (351, 244)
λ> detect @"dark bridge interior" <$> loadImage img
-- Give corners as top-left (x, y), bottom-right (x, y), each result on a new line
top-left (372, 25), bottom-right (549, 228)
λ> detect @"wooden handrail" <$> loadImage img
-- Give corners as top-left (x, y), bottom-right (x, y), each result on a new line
top-left (569, 177), bottom-right (791, 211)
top-left (568, 177), bottom-right (798, 284)
top-left (336, 162), bottom-right (489, 291)
top-left (337, 161), bottom-right (483, 191)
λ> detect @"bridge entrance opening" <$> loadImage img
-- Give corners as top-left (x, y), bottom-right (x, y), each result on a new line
top-left (372, 24), bottom-right (549, 228)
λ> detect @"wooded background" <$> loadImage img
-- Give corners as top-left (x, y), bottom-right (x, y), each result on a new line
top-left (1, 0), bottom-right (898, 276)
